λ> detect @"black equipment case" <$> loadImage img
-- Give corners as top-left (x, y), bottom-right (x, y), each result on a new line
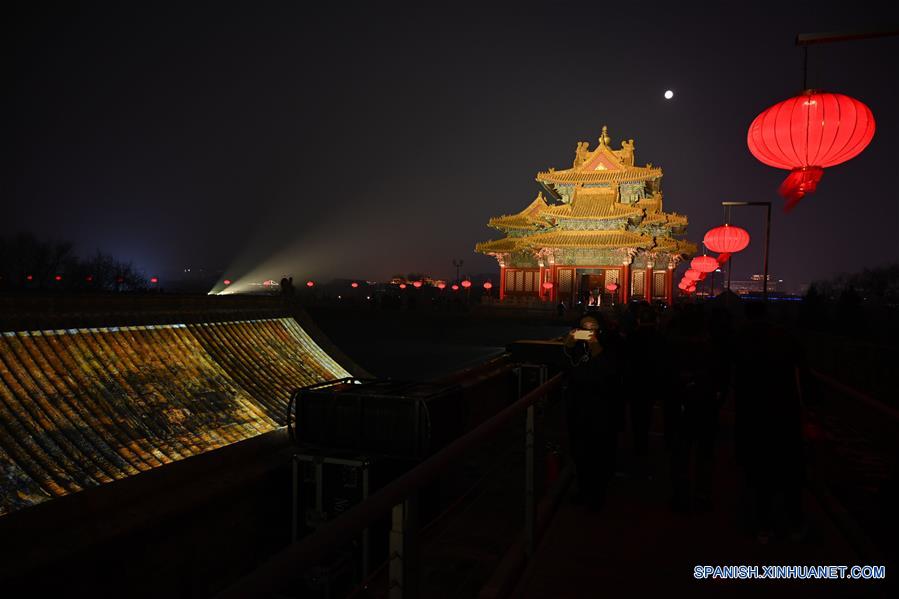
top-left (289, 379), bottom-right (465, 459)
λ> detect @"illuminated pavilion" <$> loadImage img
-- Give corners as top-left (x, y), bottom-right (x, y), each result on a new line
top-left (476, 126), bottom-right (696, 306)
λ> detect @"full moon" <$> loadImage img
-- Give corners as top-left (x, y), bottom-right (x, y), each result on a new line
top-left (664, 90), bottom-right (674, 100)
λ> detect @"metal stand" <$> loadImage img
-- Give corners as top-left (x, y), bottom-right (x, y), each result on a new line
top-left (292, 453), bottom-right (372, 580)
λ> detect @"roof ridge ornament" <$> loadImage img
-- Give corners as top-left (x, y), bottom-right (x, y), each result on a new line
top-left (599, 125), bottom-right (612, 147)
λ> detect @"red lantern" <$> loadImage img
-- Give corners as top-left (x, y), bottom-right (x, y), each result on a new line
top-left (223, 279), bottom-right (231, 285)
top-left (413, 281), bottom-right (423, 288)
top-left (684, 269), bottom-right (702, 281)
top-left (26, 274), bottom-right (33, 281)
top-left (703, 225), bottom-right (750, 255)
top-left (306, 280), bottom-right (315, 288)
top-left (150, 277), bottom-right (158, 284)
top-left (542, 281), bottom-right (553, 290)
top-left (351, 282), bottom-right (359, 288)
top-left (461, 280), bottom-right (472, 289)
top-left (691, 256), bottom-right (718, 273)
top-left (748, 91), bottom-right (875, 211)
top-left (86, 275), bottom-right (93, 283)
top-left (483, 281), bottom-right (493, 290)
top-left (451, 284), bottom-right (459, 291)
top-left (399, 283), bottom-right (407, 289)
top-left (605, 282), bottom-right (618, 292)
top-left (437, 282), bottom-right (446, 289)
top-left (54, 275), bottom-right (62, 281)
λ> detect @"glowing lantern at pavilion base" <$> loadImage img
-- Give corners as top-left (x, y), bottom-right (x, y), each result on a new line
top-left (691, 256), bottom-right (718, 274)
top-left (413, 281), bottom-right (423, 288)
top-left (748, 90), bottom-right (875, 212)
top-left (436, 282), bottom-right (446, 290)
top-left (605, 282), bottom-right (618, 293)
top-left (461, 280), bottom-right (472, 289)
top-left (704, 224), bottom-right (750, 258)
top-left (542, 281), bottom-right (553, 290)
top-left (483, 281), bottom-right (493, 290)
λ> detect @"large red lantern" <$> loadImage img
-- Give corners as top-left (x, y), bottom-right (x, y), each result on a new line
top-left (542, 281), bottom-right (553, 290)
top-left (703, 225), bottom-right (750, 264)
top-left (684, 269), bottom-right (702, 281)
top-left (748, 91), bottom-right (875, 211)
top-left (691, 256), bottom-right (718, 273)
top-left (605, 282), bottom-right (618, 292)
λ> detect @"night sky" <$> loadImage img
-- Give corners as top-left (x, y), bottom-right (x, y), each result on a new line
top-left (12, 1), bottom-right (899, 290)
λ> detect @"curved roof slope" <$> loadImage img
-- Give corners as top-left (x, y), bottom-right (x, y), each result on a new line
top-left (0, 317), bottom-right (350, 516)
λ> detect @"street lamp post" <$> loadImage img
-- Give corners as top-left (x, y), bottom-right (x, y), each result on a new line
top-left (721, 201), bottom-right (772, 301)
top-left (452, 259), bottom-right (464, 284)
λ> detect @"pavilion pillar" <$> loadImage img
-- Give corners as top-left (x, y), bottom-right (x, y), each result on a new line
top-left (499, 266), bottom-right (506, 301)
top-left (538, 265), bottom-right (545, 301)
top-left (644, 263), bottom-right (653, 303)
top-left (552, 265), bottom-right (559, 304)
top-left (666, 267), bottom-right (674, 306)
top-left (621, 263), bottom-right (630, 304)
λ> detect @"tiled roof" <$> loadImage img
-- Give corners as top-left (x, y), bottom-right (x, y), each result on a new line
top-left (0, 318), bottom-right (351, 516)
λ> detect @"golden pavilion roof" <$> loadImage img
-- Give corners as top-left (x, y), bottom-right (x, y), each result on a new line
top-left (477, 125), bottom-right (694, 262)
top-left (488, 193), bottom-right (550, 230)
top-left (542, 187), bottom-right (643, 220)
top-left (536, 126), bottom-right (662, 185)
top-left (476, 230), bottom-right (682, 254)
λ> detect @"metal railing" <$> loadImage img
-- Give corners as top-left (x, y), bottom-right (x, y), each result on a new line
top-left (218, 371), bottom-right (564, 598)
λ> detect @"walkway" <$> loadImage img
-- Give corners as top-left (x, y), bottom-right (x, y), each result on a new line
top-left (512, 401), bottom-right (887, 598)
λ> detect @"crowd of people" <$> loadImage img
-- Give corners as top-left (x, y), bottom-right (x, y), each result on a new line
top-left (562, 299), bottom-right (808, 543)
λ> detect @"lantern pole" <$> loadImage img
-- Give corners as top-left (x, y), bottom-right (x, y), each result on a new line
top-left (722, 201), bottom-right (772, 301)
top-left (796, 29), bottom-right (899, 91)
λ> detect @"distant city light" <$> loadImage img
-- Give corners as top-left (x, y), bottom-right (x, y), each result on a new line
top-left (664, 90), bottom-right (674, 99)
top-left (306, 280), bottom-right (315, 287)
top-left (54, 275), bottom-right (62, 281)
top-left (366, 296), bottom-right (371, 300)
top-left (26, 274), bottom-right (33, 281)
top-left (86, 275), bottom-right (93, 282)
top-left (116, 276), bottom-right (125, 283)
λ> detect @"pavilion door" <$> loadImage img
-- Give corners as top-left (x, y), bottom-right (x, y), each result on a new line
top-left (579, 273), bottom-right (605, 306)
